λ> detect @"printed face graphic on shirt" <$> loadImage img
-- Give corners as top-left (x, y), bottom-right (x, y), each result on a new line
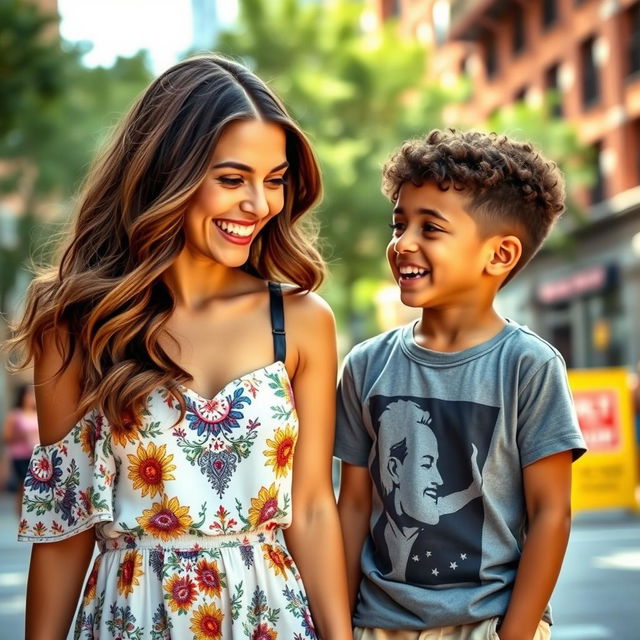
top-left (381, 404), bottom-right (443, 525)
top-left (369, 395), bottom-right (499, 586)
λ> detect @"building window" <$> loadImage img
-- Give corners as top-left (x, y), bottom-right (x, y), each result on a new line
top-left (585, 285), bottom-right (625, 367)
top-left (628, 3), bottom-right (640, 76)
top-left (591, 141), bottom-right (605, 204)
top-left (512, 4), bottom-right (526, 55)
top-left (550, 319), bottom-right (573, 368)
top-left (581, 36), bottom-right (600, 108)
top-left (545, 63), bottom-right (563, 117)
top-left (542, 0), bottom-right (558, 29)
top-left (484, 36), bottom-right (499, 79)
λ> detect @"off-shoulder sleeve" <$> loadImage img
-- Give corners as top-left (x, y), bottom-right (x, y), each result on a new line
top-left (17, 410), bottom-right (115, 543)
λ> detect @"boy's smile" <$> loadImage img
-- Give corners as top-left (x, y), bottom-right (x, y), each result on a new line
top-left (387, 182), bottom-right (494, 309)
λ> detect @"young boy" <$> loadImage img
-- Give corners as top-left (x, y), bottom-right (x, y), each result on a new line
top-left (335, 130), bottom-right (587, 640)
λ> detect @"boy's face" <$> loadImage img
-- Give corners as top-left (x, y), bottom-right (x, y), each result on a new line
top-left (387, 181), bottom-right (494, 309)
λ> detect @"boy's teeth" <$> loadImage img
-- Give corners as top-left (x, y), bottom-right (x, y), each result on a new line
top-left (215, 221), bottom-right (255, 237)
top-left (399, 265), bottom-right (428, 276)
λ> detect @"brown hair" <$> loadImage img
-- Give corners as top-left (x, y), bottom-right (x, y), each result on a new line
top-left (8, 55), bottom-right (324, 427)
top-left (382, 129), bottom-right (565, 284)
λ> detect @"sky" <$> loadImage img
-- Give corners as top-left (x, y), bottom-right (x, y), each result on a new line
top-left (58, 0), bottom-right (239, 73)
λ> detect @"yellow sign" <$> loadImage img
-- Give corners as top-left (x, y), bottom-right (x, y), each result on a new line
top-left (568, 368), bottom-right (638, 512)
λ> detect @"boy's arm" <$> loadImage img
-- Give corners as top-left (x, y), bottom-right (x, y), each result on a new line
top-left (497, 450), bottom-right (573, 640)
top-left (337, 461), bottom-right (372, 611)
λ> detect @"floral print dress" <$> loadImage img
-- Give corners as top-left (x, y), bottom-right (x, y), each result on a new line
top-left (18, 360), bottom-right (317, 640)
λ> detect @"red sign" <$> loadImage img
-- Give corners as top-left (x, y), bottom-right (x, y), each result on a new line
top-left (537, 265), bottom-right (607, 304)
top-left (572, 389), bottom-right (621, 452)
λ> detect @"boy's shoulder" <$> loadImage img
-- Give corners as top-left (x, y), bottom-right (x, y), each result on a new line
top-left (344, 324), bottom-right (407, 366)
top-left (495, 322), bottom-right (572, 397)
top-left (503, 320), bottom-right (564, 365)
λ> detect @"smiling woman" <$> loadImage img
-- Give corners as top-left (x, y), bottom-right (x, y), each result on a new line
top-left (7, 55), bottom-right (351, 640)
top-left (180, 120), bottom-right (289, 261)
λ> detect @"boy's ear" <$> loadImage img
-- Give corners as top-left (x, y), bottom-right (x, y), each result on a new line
top-left (485, 235), bottom-right (522, 277)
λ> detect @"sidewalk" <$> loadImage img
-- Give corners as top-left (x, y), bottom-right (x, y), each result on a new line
top-left (0, 491), bottom-right (28, 640)
top-left (0, 491), bottom-right (20, 548)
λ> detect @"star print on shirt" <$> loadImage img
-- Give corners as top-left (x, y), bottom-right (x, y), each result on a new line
top-left (414, 549), bottom-right (475, 586)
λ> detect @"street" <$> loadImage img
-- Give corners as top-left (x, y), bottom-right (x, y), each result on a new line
top-left (0, 493), bottom-right (638, 639)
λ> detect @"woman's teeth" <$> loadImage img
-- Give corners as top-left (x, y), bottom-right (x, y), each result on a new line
top-left (214, 220), bottom-right (256, 237)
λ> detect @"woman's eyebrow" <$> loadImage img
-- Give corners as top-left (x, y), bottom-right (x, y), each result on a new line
top-left (211, 160), bottom-right (289, 173)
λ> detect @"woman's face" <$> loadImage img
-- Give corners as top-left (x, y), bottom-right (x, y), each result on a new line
top-left (182, 119), bottom-right (288, 268)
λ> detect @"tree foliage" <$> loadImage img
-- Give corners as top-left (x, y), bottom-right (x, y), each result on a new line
top-left (0, 0), bottom-right (152, 315)
top-left (215, 0), bottom-right (458, 329)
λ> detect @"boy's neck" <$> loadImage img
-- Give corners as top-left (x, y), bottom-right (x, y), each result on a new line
top-left (414, 305), bottom-right (506, 353)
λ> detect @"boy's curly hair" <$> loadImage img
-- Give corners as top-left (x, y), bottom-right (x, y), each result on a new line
top-left (382, 129), bottom-right (565, 284)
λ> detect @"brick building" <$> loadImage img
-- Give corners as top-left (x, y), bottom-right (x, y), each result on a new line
top-left (369, 0), bottom-right (640, 369)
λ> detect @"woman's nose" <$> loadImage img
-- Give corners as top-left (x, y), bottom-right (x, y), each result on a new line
top-left (240, 186), bottom-right (270, 218)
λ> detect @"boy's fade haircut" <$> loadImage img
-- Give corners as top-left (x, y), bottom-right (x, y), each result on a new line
top-left (381, 129), bottom-right (566, 285)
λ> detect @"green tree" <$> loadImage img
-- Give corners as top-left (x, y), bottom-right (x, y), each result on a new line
top-left (215, 0), bottom-right (457, 337)
top-left (486, 98), bottom-right (593, 228)
top-left (0, 0), bottom-right (152, 317)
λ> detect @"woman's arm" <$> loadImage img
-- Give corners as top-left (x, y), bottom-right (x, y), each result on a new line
top-left (497, 450), bottom-right (573, 640)
top-left (283, 293), bottom-right (352, 640)
top-left (25, 328), bottom-right (96, 640)
top-left (337, 462), bottom-right (371, 611)
top-left (27, 531), bottom-right (96, 640)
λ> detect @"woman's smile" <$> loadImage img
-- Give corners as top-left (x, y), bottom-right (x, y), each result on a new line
top-left (213, 219), bottom-right (257, 245)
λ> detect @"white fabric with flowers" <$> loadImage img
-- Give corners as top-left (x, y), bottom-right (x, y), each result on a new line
top-left (19, 360), bottom-right (317, 640)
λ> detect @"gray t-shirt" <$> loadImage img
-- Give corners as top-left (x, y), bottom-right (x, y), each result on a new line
top-left (335, 320), bottom-right (586, 630)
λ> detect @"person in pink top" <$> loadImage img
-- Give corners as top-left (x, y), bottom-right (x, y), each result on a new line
top-left (3, 384), bottom-right (39, 515)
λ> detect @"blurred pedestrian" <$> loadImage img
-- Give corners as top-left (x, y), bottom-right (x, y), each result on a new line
top-left (2, 384), bottom-right (38, 516)
top-left (8, 55), bottom-right (351, 640)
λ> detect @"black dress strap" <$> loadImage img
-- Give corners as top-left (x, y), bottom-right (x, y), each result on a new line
top-left (268, 281), bottom-right (286, 363)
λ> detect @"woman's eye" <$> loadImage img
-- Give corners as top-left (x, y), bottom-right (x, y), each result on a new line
top-left (218, 176), bottom-right (243, 186)
top-left (388, 222), bottom-right (404, 233)
top-left (267, 177), bottom-right (288, 188)
top-left (423, 224), bottom-right (441, 233)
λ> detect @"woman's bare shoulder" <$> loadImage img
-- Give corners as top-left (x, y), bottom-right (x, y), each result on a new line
top-left (282, 288), bottom-right (335, 330)
top-left (35, 325), bottom-right (85, 445)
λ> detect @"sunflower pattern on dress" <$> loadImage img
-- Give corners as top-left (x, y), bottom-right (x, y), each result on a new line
top-left (19, 360), bottom-right (317, 639)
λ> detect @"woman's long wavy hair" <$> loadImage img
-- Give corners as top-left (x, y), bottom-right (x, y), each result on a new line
top-left (8, 55), bottom-right (324, 427)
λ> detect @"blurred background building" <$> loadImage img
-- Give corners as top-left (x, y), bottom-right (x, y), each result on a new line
top-left (370, 0), bottom-right (640, 371)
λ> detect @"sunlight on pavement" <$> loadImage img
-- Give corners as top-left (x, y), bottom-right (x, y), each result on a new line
top-left (593, 550), bottom-right (640, 570)
top-left (552, 625), bottom-right (613, 639)
top-left (0, 571), bottom-right (26, 587)
top-left (0, 595), bottom-right (25, 615)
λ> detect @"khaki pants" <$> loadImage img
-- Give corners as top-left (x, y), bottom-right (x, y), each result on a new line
top-left (353, 617), bottom-right (551, 640)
